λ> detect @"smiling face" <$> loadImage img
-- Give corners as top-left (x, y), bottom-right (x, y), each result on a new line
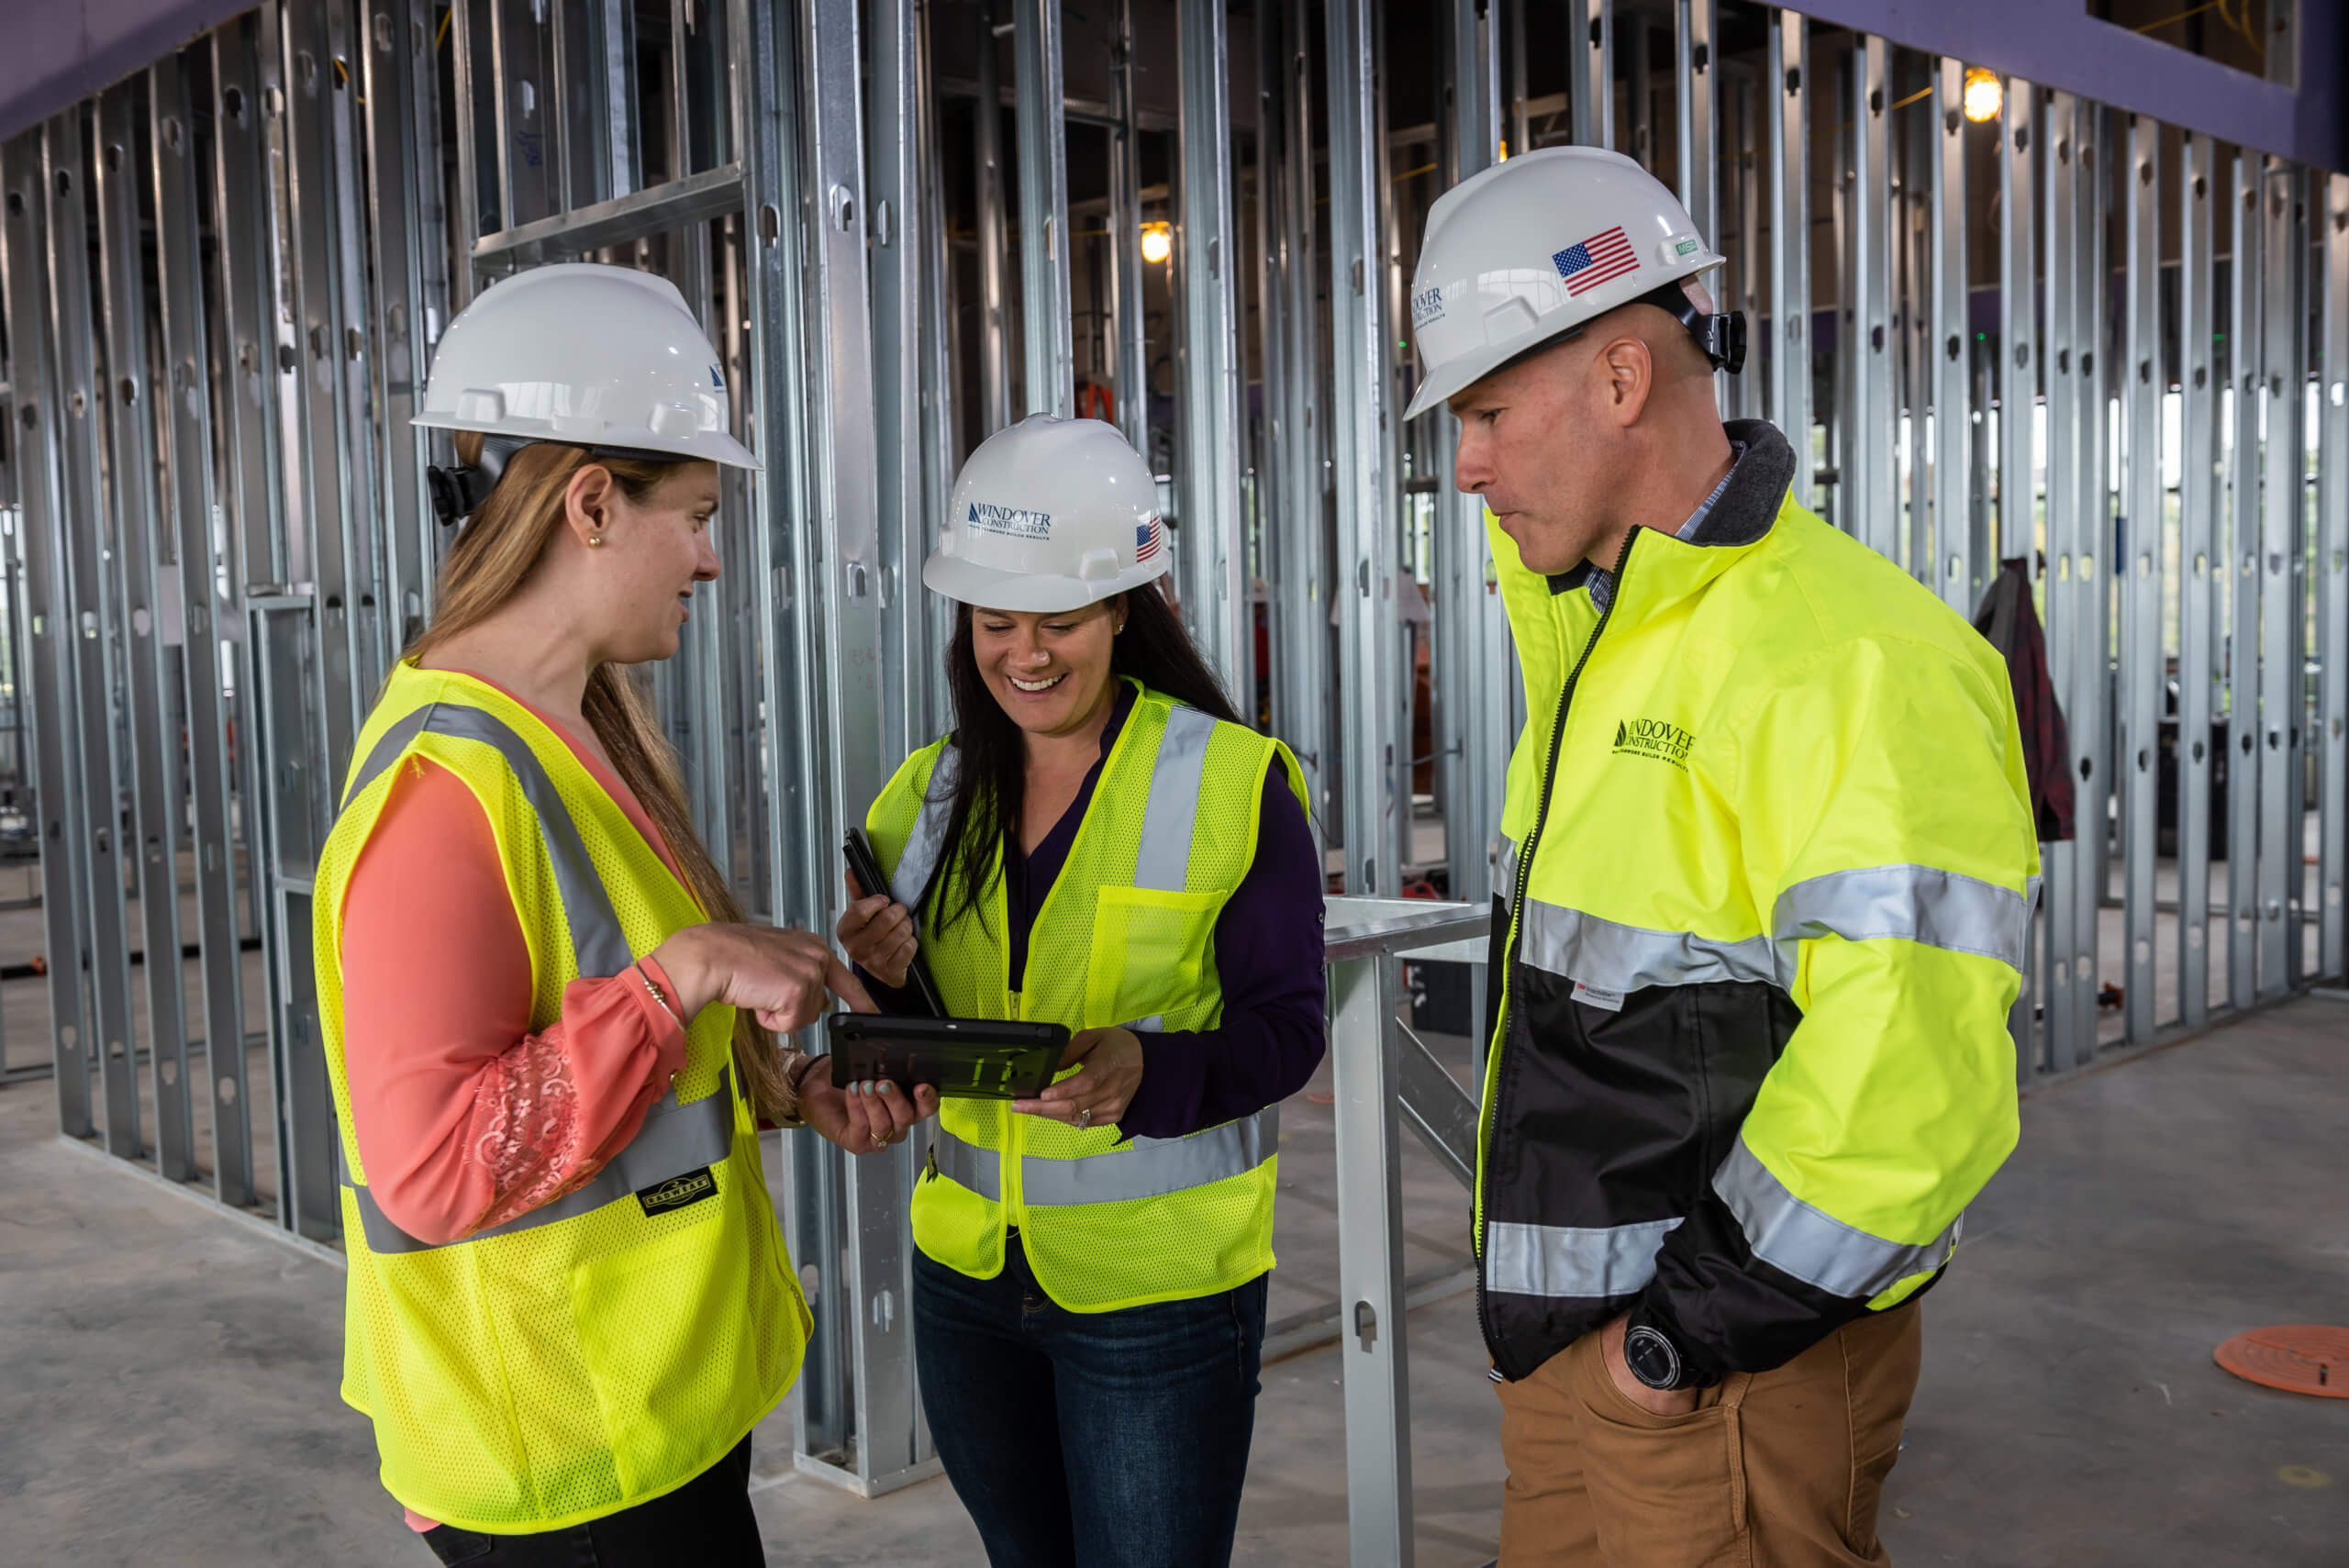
top-left (585, 461), bottom-right (723, 663)
top-left (968, 596), bottom-right (1124, 740)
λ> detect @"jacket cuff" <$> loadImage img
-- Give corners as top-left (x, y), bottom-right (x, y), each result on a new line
top-left (1624, 1296), bottom-right (1724, 1391)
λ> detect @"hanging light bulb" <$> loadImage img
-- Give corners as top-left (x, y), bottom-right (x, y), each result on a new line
top-left (1141, 221), bottom-right (1173, 264)
top-left (1962, 67), bottom-right (2002, 124)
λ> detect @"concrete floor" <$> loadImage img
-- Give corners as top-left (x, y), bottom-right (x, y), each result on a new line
top-left (3, 996), bottom-right (2345, 1563)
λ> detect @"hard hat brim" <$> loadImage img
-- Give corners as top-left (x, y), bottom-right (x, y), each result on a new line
top-left (410, 413), bottom-right (763, 473)
top-left (922, 550), bottom-right (1170, 614)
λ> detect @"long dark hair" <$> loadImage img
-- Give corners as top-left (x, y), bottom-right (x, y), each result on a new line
top-left (931, 582), bottom-right (1241, 935)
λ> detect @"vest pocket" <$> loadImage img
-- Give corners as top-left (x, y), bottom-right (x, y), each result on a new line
top-left (568, 1173), bottom-right (753, 1500)
top-left (1085, 885), bottom-right (1219, 1027)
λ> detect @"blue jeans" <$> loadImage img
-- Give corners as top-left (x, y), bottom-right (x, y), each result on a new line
top-left (913, 1234), bottom-right (1268, 1568)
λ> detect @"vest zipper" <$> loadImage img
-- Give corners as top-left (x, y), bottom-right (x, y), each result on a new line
top-left (1475, 528), bottom-right (1639, 1379)
top-left (921, 1143), bottom-right (939, 1184)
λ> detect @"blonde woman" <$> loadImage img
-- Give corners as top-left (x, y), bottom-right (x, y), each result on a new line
top-left (314, 264), bottom-right (934, 1566)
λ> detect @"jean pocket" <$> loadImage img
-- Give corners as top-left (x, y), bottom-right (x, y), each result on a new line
top-left (423, 1526), bottom-right (497, 1565)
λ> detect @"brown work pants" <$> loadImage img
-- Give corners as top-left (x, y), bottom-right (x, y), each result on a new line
top-left (1494, 1302), bottom-right (1923, 1567)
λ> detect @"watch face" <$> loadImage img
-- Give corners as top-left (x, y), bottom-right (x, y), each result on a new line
top-left (1623, 1324), bottom-right (1682, 1390)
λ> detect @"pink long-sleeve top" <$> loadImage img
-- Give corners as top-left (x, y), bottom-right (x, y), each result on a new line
top-left (337, 672), bottom-right (692, 1532)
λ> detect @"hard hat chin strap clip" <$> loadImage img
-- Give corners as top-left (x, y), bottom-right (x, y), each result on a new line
top-left (1636, 282), bottom-right (1747, 376)
top-left (427, 434), bottom-right (530, 528)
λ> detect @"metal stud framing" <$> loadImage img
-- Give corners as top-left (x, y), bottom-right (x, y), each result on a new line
top-left (1, 128), bottom-right (97, 1140)
top-left (1930, 57), bottom-right (1972, 615)
top-left (2320, 173), bottom-right (2349, 982)
top-left (1013, 0), bottom-right (1073, 417)
top-left (2256, 159), bottom-right (2306, 999)
top-left (1848, 39), bottom-right (1896, 562)
top-left (2176, 131), bottom-right (2221, 1029)
top-left (6, 2), bottom-right (2349, 1542)
top-left (1328, 0), bottom-right (1406, 898)
top-left (1573, 0), bottom-right (1614, 151)
top-left (2226, 149), bottom-right (2265, 1010)
top-left (1768, 13), bottom-right (1808, 503)
top-left (45, 108), bottom-right (142, 1159)
top-left (2120, 115), bottom-right (2161, 1046)
top-left (1174, 0), bottom-right (1249, 699)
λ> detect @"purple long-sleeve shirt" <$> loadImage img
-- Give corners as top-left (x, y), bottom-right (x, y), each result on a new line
top-left (881, 684), bottom-right (1327, 1140)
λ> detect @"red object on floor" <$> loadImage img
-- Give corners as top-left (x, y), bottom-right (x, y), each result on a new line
top-left (2213, 1326), bottom-right (2349, 1398)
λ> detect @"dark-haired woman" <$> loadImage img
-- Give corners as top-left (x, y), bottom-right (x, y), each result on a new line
top-left (837, 416), bottom-right (1328, 1567)
top-left (315, 263), bottom-right (935, 1564)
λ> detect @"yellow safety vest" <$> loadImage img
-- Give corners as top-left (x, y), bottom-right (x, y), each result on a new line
top-left (866, 681), bottom-right (1308, 1313)
top-left (313, 662), bottom-right (808, 1532)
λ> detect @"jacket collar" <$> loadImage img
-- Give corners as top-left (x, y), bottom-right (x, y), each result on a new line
top-left (1541, 422), bottom-right (1794, 624)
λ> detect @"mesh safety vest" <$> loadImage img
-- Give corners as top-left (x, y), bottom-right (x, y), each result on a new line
top-left (313, 662), bottom-right (808, 1532)
top-left (867, 682), bottom-right (1308, 1312)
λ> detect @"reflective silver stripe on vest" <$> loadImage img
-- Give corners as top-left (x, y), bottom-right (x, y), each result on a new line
top-left (892, 747), bottom-right (962, 910)
top-left (338, 701), bottom-right (726, 1252)
top-left (1771, 863), bottom-right (2034, 975)
top-left (1019, 1106), bottom-right (1277, 1207)
top-left (927, 1109), bottom-right (1282, 1209)
top-left (344, 706), bottom-right (434, 812)
top-left (1497, 835), bottom-right (1519, 900)
top-left (342, 702), bottom-right (636, 978)
top-left (1712, 1138), bottom-right (1962, 1299)
top-left (1517, 897), bottom-right (1778, 993)
top-left (347, 1068), bottom-right (738, 1255)
top-left (1132, 706), bottom-right (1216, 891)
top-left (932, 1126), bottom-right (1002, 1200)
top-left (1482, 1216), bottom-right (1685, 1300)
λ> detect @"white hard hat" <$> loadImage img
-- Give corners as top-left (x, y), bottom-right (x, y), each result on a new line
top-left (924, 415), bottom-right (1169, 613)
top-left (1403, 146), bottom-right (1744, 421)
top-left (416, 262), bottom-right (758, 520)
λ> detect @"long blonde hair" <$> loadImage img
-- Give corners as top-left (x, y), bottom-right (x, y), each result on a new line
top-left (409, 433), bottom-right (791, 1122)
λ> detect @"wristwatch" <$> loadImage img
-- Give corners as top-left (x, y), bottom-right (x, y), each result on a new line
top-left (1621, 1317), bottom-right (1688, 1392)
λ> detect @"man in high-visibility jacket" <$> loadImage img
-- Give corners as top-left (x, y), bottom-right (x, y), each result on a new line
top-left (1405, 147), bottom-right (2037, 1565)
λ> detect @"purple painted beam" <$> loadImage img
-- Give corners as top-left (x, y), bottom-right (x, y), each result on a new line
top-left (0, 0), bottom-right (252, 142)
top-left (1794, 0), bottom-right (2343, 173)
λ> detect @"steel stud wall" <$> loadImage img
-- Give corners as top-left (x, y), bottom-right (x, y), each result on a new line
top-left (3, 0), bottom-right (2345, 1529)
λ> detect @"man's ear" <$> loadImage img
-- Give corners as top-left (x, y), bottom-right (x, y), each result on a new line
top-left (1597, 334), bottom-right (1653, 428)
top-left (564, 462), bottom-right (615, 546)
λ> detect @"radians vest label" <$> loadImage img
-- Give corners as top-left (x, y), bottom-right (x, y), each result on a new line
top-left (1613, 717), bottom-right (1694, 770)
top-left (637, 1167), bottom-right (718, 1217)
top-left (966, 501), bottom-right (1052, 540)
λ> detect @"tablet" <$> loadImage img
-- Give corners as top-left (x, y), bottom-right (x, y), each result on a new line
top-left (826, 1014), bottom-right (1067, 1101)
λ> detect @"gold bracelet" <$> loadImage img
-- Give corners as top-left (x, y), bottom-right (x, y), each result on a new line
top-left (637, 964), bottom-right (684, 1029)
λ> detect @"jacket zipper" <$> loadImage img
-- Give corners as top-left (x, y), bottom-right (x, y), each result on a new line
top-left (1475, 528), bottom-right (1639, 1378)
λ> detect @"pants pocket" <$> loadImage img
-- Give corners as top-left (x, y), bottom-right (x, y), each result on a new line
top-left (1564, 1329), bottom-right (1752, 1567)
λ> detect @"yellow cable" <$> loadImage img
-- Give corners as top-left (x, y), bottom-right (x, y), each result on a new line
top-left (2131, 0), bottom-right (2225, 34)
top-left (436, 7), bottom-right (452, 50)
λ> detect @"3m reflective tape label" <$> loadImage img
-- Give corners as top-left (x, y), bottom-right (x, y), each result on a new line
top-left (1571, 981), bottom-right (1626, 1013)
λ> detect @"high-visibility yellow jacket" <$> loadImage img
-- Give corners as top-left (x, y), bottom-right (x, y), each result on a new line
top-left (1477, 419), bottom-right (2038, 1385)
top-left (314, 662), bottom-right (807, 1531)
top-left (866, 680), bottom-right (1308, 1312)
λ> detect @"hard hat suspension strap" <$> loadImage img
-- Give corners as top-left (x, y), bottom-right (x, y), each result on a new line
top-left (1632, 281), bottom-right (1747, 376)
top-left (426, 435), bottom-right (688, 528)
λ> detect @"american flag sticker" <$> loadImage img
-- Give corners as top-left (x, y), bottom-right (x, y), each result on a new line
top-left (1553, 225), bottom-right (1639, 296)
top-left (1135, 517), bottom-right (1163, 562)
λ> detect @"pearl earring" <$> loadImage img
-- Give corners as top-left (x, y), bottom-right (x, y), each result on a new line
top-left (587, 533), bottom-right (605, 549)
